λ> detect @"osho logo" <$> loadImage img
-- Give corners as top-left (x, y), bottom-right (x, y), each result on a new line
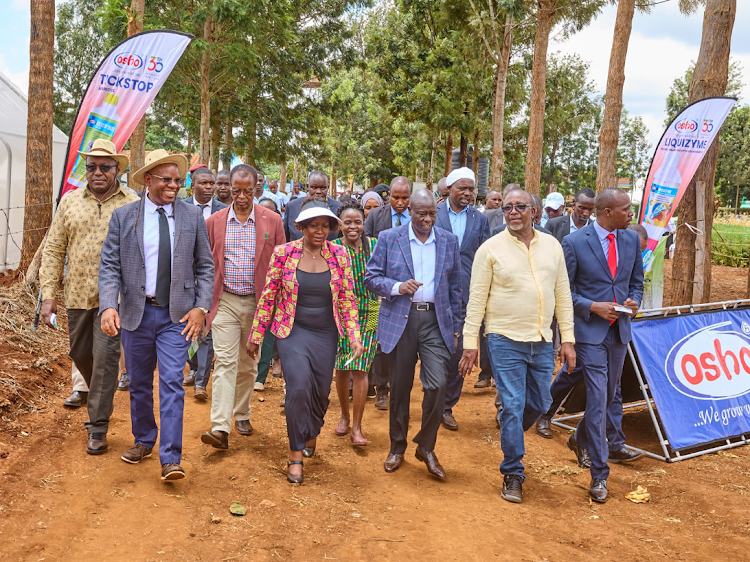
top-left (674, 119), bottom-right (698, 133)
top-left (665, 321), bottom-right (750, 400)
top-left (114, 52), bottom-right (144, 69)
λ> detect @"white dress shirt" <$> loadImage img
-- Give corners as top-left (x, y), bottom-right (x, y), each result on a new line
top-left (144, 195), bottom-right (175, 298)
top-left (390, 223), bottom-right (436, 303)
top-left (193, 196), bottom-right (212, 221)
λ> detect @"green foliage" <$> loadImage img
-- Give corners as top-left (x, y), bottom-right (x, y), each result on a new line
top-left (616, 110), bottom-right (652, 186)
top-left (715, 106), bottom-right (750, 208)
top-left (712, 221), bottom-right (750, 267)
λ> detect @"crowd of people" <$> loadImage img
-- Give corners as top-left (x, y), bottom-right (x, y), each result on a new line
top-left (39, 138), bottom-right (647, 504)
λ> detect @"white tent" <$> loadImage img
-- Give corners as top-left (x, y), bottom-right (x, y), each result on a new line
top-left (0, 70), bottom-right (69, 271)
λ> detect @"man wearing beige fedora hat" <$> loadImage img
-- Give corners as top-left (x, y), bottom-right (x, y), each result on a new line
top-left (40, 139), bottom-right (139, 455)
top-left (98, 148), bottom-right (214, 482)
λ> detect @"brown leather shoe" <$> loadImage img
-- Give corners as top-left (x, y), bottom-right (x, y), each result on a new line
top-left (201, 430), bottom-right (229, 449)
top-left (536, 417), bottom-right (553, 439)
top-left (415, 446), bottom-right (446, 479)
top-left (194, 386), bottom-right (208, 401)
top-left (86, 433), bottom-right (108, 455)
top-left (375, 393), bottom-right (389, 410)
top-left (235, 420), bottom-right (253, 436)
top-left (442, 412), bottom-right (458, 431)
top-left (383, 453), bottom-right (404, 473)
top-left (64, 390), bottom-right (88, 408)
top-left (161, 463), bottom-right (185, 481)
top-left (121, 444), bottom-right (153, 464)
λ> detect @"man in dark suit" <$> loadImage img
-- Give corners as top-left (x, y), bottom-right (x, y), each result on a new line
top-left (365, 189), bottom-right (462, 479)
top-left (182, 166), bottom-right (227, 397)
top-left (435, 167), bottom-right (490, 430)
top-left (559, 187), bottom-right (643, 503)
top-left (99, 150), bottom-right (214, 482)
top-left (545, 187), bottom-right (595, 243)
top-left (284, 170), bottom-right (340, 241)
top-left (364, 177), bottom-right (411, 239)
top-left (363, 177), bottom-right (412, 410)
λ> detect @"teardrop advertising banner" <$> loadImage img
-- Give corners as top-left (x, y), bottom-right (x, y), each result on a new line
top-left (57, 30), bottom-right (192, 201)
top-left (638, 96), bottom-right (735, 309)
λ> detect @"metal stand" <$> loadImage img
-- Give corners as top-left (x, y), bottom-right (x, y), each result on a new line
top-left (551, 299), bottom-right (750, 463)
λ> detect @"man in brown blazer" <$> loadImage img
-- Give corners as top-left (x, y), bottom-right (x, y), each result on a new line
top-left (200, 164), bottom-right (285, 450)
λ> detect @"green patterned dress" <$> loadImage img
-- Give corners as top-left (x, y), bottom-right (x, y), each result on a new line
top-left (334, 237), bottom-right (379, 371)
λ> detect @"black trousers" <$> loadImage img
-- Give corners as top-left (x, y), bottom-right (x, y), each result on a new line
top-left (368, 345), bottom-right (390, 394)
top-left (388, 308), bottom-right (450, 455)
top-left (67, 308), bottom-right (122, 434)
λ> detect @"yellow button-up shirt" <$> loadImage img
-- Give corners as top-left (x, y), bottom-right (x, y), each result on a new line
top-left (463, 228), bottom-right (575, 346)
top-left (40, 182), bottom-right (139, 310)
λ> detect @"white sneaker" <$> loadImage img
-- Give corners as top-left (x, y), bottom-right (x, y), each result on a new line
top-left (254, 382), bottom-right (265, 391)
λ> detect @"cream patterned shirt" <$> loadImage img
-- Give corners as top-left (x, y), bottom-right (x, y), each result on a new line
top-left (40, 182), bottom-right (139, 310)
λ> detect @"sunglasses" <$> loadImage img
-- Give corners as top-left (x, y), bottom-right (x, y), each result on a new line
top-left (86, 164), bottom-right (117, 173)
top-left (501, 204), bottom-right (529, 214)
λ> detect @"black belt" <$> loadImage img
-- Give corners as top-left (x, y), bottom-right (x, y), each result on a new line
top-left (145, 297), bottom-right (162, 306)
top-left (411, 302), bottom-right (434, 311)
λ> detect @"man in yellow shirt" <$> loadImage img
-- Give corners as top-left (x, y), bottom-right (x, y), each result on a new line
top-left (458, 189), bottom-right (576, 504)
top-left (40, 139), bottom-right (138, 456)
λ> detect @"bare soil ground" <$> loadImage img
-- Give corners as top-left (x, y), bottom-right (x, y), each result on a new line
top-left (2, 267), bottom-right (750, 561)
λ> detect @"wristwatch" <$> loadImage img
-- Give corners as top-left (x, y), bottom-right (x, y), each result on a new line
top-left (198, 307), bottom-right (208, 315)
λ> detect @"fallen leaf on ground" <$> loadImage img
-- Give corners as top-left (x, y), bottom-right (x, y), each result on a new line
top-left (230, 502), bottom-right (247, 516)
top-left (625, 486), bottom-right (651, 503)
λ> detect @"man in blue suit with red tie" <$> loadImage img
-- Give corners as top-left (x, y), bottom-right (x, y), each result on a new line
top-left (365, 189), bottom-right (462, 479)
top-left (561, 187), bottom-right (643, 503)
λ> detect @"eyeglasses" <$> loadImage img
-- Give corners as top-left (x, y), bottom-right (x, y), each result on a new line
top-left (230, 188), bottom-right (253, 198)
top-left (502, 204), bottom-right (529, 214)
top-left (148, 173), bottom-right (184, 187)
top-left (86, 164), bottom-right (116, 173)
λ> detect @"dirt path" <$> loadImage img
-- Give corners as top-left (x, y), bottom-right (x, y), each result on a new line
top-left (2, 362), bottom-right (750, 561)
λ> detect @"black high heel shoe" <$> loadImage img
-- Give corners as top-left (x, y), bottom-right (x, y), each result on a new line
top-left (286, 460), bottom-right (304, 484)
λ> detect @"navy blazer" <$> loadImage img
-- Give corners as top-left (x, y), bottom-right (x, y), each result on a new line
top-left (184, 196), bottom-right (228, 215)
top-left (435, 202), bottom-right (490, 308)
top-left (284, 195), bottom-right (341, 241)
top-left (364, 225), bottom-right (462, 354)
top-left (562, 223), bottom-right (644, 345)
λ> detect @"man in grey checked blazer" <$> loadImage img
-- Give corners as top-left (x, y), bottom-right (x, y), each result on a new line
top-left (365, 189), bottom-right (462, 479)
top-left (99, 150), bottom-right (214, 482)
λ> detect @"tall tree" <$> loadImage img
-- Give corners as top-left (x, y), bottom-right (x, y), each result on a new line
top-left (595, 0), bottom-right (636, 192)
top-left (20, 0), bottom-right (56, 272)
top-left (672, 0), bottom-right (736, 305)
top-left (524, 0), bottom-right (603, 194)
top-left (127, 0), bottom-right (146, 190)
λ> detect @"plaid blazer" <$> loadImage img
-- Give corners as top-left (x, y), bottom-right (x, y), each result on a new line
top-left (250, 239), bottom-right (361, 345)
top-left (364, 225), bottom-right (462, 354)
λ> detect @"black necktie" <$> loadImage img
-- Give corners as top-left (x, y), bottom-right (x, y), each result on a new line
top-left (198, 204), bottom-right (209, 212)
top-left (396, 213), bottom-right (402, 227)
top-left (155, 207), bottom-right (171, 307)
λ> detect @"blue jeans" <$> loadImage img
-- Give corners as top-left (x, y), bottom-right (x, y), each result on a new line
top-left (487, 334), bottom-right (554, 478)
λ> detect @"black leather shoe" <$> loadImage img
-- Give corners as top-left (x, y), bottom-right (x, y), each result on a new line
top-left (609, 447), bottom-right (645, 463)
top-left (182, 370), bottom-right (196, 387)
top-left (536, 417), bottom-right (552, 439)
top-left (235, 420), bottom-right (253, 436)
top-left (64, 391), bottom-right (88, 408)
top-left (442, 413), bottom-right (458, 431)
top-left (415, 446), bottom-right (446, 479)
top-left (501, 474), bottom-right (523, 503)
top-left (567, 434), bottom-right (591, 469)
top-left (589, 478), bottom-right (608, 503)
top-left (287, 460), bottom-right (304, 484)
top-left (474, 378), bottom-right (492, 388)
top-left (384, 453), bottom-right (404, 473)
top-left (496, 411), bottom-right (502, 430)
top-left (201, 430), bottom-right (228, 450)
top-left (117, 373), bottom-right (130, 391)
top-left (375, 393), bottom-right (388, 410)
top-left (86, 433), bottom-right (108, 455)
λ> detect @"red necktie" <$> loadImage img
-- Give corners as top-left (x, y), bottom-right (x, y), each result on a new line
top-left (607, 233), bottom-right (617, 325)
top-left (607, 233), bottom-right (617, 278)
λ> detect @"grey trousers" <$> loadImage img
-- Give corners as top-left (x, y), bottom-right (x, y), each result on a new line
top-left (388, 308), bottom-right (450, 455)
top-left (67, 308), bottom-right (122, 434)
